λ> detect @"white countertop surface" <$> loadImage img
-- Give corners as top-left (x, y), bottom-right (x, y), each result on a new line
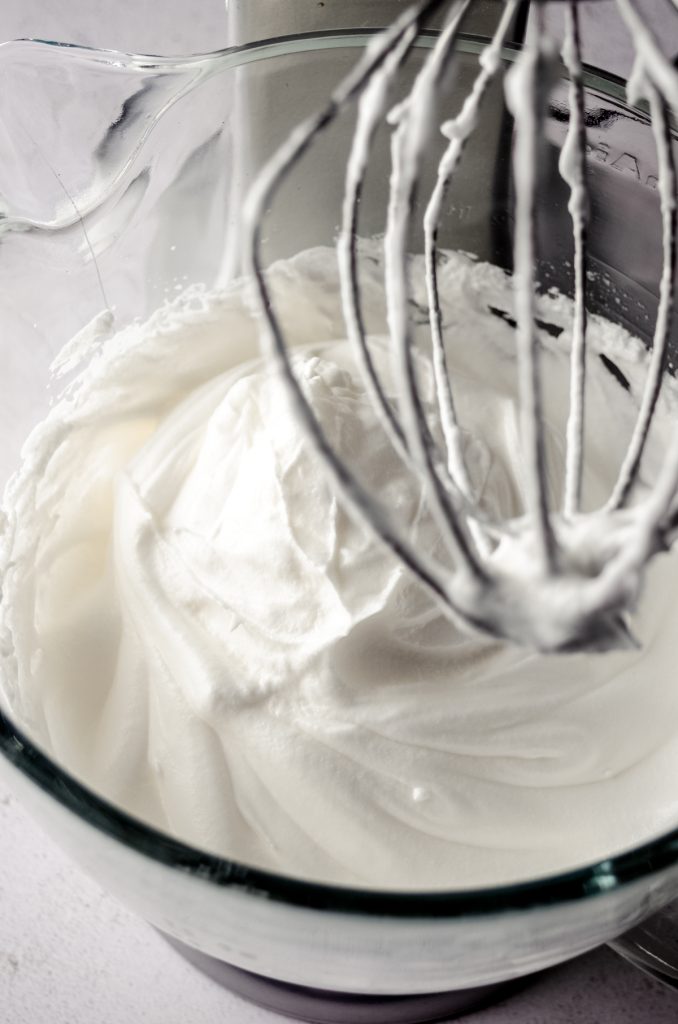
top-left (2, 3), bottom-right (678, 1022)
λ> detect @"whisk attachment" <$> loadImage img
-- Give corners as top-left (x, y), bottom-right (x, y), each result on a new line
top-left (244, 0), bottom-right (678, 654)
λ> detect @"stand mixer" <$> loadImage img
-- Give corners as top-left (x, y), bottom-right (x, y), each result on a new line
top-left (1, 0), bottom-right (678, 1020)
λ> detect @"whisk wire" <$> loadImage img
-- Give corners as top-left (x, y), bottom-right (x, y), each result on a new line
top-left (337, 1), bottom-right (487, 528)
top-left (384, 0), bottom-right (490, 578)
top-left (423, 0), bottom-right (520, 542)
top-left (245, 0), bottom-right (678, 652)
top-left (504, 3), bottom-right (558, 572)
top-left (244, 0), bottom-right (479, 622)
top-left (338, 25), bottom-right (417, 466)
top-left (560, 1), bottom-right (589, 518)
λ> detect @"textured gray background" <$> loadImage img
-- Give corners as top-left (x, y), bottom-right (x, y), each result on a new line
top-left (1, 2), bottom-right (678, 1023)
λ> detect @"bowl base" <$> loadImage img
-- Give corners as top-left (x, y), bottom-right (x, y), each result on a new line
top-left (161, 932), bottom-right (524, 1023)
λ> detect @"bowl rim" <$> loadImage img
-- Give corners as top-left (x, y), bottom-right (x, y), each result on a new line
top-left (1, 29), bottom-right (676, 920)
top-left (4, 704), bottom-right (678, 918)
top-left (0, 29), bottom-right (634, 106)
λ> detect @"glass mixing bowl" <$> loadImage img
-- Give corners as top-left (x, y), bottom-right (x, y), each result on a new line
top-left (1, 30), bottom-right (678, 1022)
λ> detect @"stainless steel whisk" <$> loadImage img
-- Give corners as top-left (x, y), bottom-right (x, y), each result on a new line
top-left (244, 0), bottom-right (678, 654)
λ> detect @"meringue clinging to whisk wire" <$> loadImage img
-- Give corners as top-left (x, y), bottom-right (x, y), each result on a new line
top-left (244, 0), bottom-right (678, 654)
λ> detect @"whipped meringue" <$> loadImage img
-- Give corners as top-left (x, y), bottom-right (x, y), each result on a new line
top-left (2, 245), bottom-right (678, 889)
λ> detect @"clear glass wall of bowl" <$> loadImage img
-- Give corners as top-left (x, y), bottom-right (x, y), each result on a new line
top-left (1, 33), bottom-right (678, 997)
